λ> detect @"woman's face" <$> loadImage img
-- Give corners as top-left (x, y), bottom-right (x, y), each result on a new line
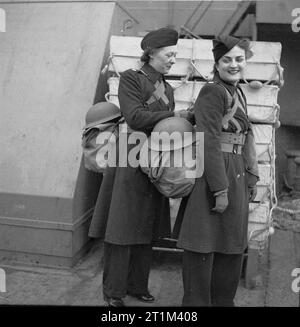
top-left (215, 45), bottom-right (247, 84)
top-left (149, 45), bottom-right (177, 75)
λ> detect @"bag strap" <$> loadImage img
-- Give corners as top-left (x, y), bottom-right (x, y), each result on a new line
top-left (210, 81), bottom-right (241, 131)
top-left (133, 68), bottom-right (170, 106)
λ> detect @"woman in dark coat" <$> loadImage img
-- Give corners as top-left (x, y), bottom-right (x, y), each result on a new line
top-left (88, 27), bottom-right (192, 307)
top-left (177, 35), bottom-right (259, 306)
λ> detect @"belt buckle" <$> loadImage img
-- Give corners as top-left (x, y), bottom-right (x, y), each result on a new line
top-left (232, 144), bottom-right (238, 154)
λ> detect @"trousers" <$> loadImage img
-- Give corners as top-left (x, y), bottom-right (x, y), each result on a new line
top-left (103, 242), bottom-right (152, 299)
top-left (182, 250), bottom-right (244, 306)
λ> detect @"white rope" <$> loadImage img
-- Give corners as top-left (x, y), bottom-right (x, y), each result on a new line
top-left (189, 59), bottom-right (209, 81)
top-left (104, 92), bottom-right (110, 102)
top-left (188, 37), bottom-right (210, 81)
top-left (248, 126), bottom-right (278, 251)
top-left (243, 59), bottom-right (284, 89)
top-left (274, 206), bottom-right (300, 215)
top-left (108, 55), bottom-right (121, 78)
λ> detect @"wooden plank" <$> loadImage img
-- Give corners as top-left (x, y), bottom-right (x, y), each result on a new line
top-left (109, 36), bottom-right (282, 81)
top-left (170, 80), bottom-right (279, 106)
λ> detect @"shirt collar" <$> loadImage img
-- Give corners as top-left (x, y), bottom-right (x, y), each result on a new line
top-left (141, 63), bottom-right (163, 83)
top-left (213, 72), bottom-right (239, 95)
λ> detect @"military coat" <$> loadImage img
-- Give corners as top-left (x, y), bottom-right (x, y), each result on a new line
top-left (88, 63), bottom-right (175, 244)
top-left (177, 74), bottom-right (257, 254)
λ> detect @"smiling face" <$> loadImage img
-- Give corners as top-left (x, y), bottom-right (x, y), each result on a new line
top-left (215, 45), bottom-right (247, 85)
top-left (149, 45), bottom-right (178, 75)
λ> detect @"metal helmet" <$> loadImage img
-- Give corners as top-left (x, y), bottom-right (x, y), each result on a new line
top-left (148, 117), bottom-right (196, 151)
top-left (84, 102), bottom-right (121, 130)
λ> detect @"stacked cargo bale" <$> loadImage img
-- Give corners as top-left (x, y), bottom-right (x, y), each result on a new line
top-left (106, 35), bottom-right (283, 252)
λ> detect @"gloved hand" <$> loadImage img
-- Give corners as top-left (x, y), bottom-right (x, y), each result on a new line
top-left (174, 110), bottom-right (195, 125)
top-left (212, 192), bottom-right (228, 213)
top-left (248, 185), bottom-right (257, 202)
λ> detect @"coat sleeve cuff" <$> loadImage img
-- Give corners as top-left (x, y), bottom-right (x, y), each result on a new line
top-left (213, 188), bottom-right (229, 197)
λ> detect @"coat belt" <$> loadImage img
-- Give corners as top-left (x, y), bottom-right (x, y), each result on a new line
top-left (220, 132), bottom-right (246, 155)
top-left (221, 132), bottom-right (246, 145)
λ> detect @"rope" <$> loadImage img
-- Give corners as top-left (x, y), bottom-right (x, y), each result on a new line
top-left (189, 59), bottom-right (209, 81)
top-left (248, 127), bottom-right (278, 251)
top-left (187, 37), bottom-right (210, 81)
top-left (274, 206), bottom-right (300, 215)
top-left (104, 92), bottom-right (110, 102)
top-left (107, 55), bottom-right (120, 78)
top-left (272, 204), bottom-right (300, 233)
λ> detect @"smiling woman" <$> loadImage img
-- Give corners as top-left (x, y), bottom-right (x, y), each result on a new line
top-left (176, 35), bottom-right (259, 307)
top-left (213, 38), bottom-right (253, 83)
top-left (215, 47), bottom-right (246, 85)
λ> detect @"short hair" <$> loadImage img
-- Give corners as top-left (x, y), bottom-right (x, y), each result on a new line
top-left (140, 48), bottom-right (155, 63)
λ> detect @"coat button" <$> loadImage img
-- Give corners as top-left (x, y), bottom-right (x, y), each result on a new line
top-left (237, 174), bottom-right (240, 178)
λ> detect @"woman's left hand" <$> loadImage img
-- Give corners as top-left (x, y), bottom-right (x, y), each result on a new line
top-left (248, 185), bottom-right (257, 202)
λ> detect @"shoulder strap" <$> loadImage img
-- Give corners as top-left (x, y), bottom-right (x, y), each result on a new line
top-left (132, 68), bottom-right (151, 80)
top-left (210, 81), bottom-right (239, 130)
top-left (134, 69), bottom-right (170, 107)
top-left (236, 87), bottom-right (247, 114)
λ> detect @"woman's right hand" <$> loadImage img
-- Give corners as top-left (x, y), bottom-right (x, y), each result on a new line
top-left (212, 192), bottom-right (228, 213)
top-left (174, 110), bottom-right (195, 124)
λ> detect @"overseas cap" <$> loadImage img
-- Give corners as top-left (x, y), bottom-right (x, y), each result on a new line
top-left (212, 35), bottom-right (253, 62)
top-left (141, 27), bottom-right (179, 50)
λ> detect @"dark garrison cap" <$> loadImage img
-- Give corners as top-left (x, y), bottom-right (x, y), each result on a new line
top-left (212, 35), bottom-right (253, 62)
top-left (141, 27), bottom-right (179, 50)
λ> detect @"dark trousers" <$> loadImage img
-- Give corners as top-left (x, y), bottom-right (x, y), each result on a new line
top-left (182, 250), bottom-right (244, 307)
top-left (103, 242), bottom-right (152, 299)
